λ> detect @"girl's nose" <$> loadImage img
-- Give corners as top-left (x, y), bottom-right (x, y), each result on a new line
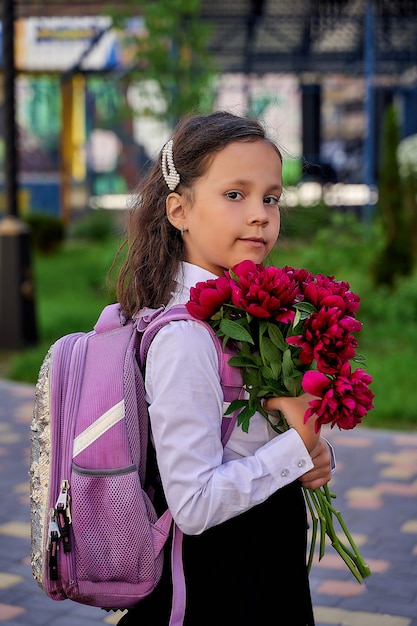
top-left (248, 199), bottom-right (269, 224)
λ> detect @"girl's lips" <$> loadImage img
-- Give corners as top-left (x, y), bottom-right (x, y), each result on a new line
top-left (240, 237), bottom-right (266, 247)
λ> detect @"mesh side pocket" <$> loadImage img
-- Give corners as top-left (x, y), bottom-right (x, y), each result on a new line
top-left (70, 465), bottom-right (161, 586)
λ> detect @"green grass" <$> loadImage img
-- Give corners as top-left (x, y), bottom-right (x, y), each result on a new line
top-left (2, 238), bottom-right (122, 383)
top-left (35, 239), bottom-right (120, 336)
top-left (2, 210), bottom-right (417, 432)
top-left (268, 212), bottom-right (417, 432)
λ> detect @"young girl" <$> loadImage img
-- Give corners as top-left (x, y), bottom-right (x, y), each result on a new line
top-left (116, 111), bottom-right (334, 626)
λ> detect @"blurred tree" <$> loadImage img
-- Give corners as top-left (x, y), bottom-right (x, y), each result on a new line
top-left (372, 104), bottom-right (414, 286)
top-left (397, 133), bottom-right (417, 264)
top-left (112, 0), bottom-right (218, 127)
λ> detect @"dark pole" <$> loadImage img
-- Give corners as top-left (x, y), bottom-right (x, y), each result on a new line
top-left (301, 83), bottom-right (322, 169)
top-left (363, 0), bottom-right (376, 223)
top-left (3, 0), bottom-right (18, 217)
top-left (0, 0), bottom-right (38, 349)
top-left (243, 0), bottom-right (265, 114)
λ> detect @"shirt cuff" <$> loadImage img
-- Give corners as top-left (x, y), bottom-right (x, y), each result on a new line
top-left (255, 428), bottom-right (314, 485)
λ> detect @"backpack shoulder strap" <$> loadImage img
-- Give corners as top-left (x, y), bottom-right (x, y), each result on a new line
top-left (138, 304), bottom-right (243, 445)
top-left (137, 304), bottom-right (192, 362)
top-left (137, 305), bottom-right (244, 626)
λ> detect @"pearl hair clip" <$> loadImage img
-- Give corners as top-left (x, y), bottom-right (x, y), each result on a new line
top-left (161, 139), bottom-right (180, 191)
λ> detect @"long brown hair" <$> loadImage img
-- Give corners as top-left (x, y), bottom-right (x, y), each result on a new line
top-left (116, 110), bottom-right (282, 317)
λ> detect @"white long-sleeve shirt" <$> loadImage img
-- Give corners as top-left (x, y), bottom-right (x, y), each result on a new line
top-left (145, 261), bottom-right (315, 535)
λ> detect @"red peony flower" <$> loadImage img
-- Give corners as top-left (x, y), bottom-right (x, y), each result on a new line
top-left (186, 277), bottom-right (232, 320)
top-left (227, 260), bottom-right (301, 323)
top-left (302, 363), bottom-right (375, 431)
top-left (301, 273), bottom-right (360, 316)
top-left (287, 307), bottom-right (362, 375)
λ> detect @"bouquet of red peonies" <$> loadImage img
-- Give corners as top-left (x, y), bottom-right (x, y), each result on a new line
top-left (186, 260), bottom-right (373, 582)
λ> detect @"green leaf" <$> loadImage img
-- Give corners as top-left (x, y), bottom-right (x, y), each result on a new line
top-left (259, 319), bottom-right (268, 336)
top-left (283, 373), bottom-right (303, 396)
top-left (292, 301), bottom-right (315, 331)
top-left (228, 355), bottom-right (259, 368)
top-left (258, 380), bottom-right (284, 395)
top-left (243, 368), bottom-right (262, 389)
top-left (238, 342), bottom-right (254, 357)
top-left (228, 268), bottom-right (239, 283)
top-left (273, 360), bottom-right (283, 378)
top-left (281, 348), bottom-right (303, 395)
top-left (210, 310), bottom-right (223, 322)
top-left (224, 399), bottom-right (247, 415)
top-left (282, 348), bottom-right (295, 378)
top-left (219, 318), bottom-right (254, 343)
top-left (263, 359), bottom-right (282, 379)
top-left (292, 309), bottom-right (302, 329)
top-left (260, 365), bottom-right (275, 380)
top-left (352, 353), bottom-right (367, 365)
top-left (294, 301), bottom-right (316, 315)
top-left (266, 322), bottom-right (287, 350)
top-left (261, 336), bottom-right (282, 365)
top-left (236, 403), bottom-right (257, 433)
top-left (258, 376), bottom-right (283, 395)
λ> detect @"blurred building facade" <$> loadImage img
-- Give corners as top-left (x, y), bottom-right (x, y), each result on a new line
top-left (0, 0), bottom-right (416, 217)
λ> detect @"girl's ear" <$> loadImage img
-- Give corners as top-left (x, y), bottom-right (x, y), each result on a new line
top-left (166, 192), bottom-right (187, 232)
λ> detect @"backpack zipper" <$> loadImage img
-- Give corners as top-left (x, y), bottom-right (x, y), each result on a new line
top-left (47, 508), bottom-right (61, 581)
top-left (54, 479), bottom-right (72, 554)
top-left (47, 333), bottom-right (85, 587)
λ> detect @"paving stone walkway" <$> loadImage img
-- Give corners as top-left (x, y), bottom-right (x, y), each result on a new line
top-left (1, 379), bottom-right (416, 626)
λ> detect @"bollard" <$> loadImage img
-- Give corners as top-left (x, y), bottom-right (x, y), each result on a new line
top-left (0, 216), bottom-right (38, 350)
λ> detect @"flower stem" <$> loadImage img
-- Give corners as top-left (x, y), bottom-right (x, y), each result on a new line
top-left (303, 485), bottom-right (371, 582)
top-left (304, 488), bottom-right (319, 572)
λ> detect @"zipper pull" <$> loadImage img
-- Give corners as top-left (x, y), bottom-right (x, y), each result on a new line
top-left (55, 480), bottom-right (71, 553)
top-left (47, 508), bottom-right (61, 545)
top-left (55, 480), bottom-right (71, 518)
top-left (47, 509), bottom-right (60, 581)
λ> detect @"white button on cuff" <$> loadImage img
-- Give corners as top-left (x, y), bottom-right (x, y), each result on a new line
top-left (281, 468), bottom-right (290, 477)
top-left (298, 459), bottom-right (307, 468)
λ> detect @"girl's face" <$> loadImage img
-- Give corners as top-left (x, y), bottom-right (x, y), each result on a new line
top-left (181, 139), bottom-right (282, 276)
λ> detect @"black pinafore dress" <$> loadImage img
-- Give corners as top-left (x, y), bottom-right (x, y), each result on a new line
top-left (118, 480), bottom-right (315, 626)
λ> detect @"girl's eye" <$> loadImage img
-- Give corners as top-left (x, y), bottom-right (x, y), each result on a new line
top-left (264, 195), bottom-right (280, 206)
top-left (225, 191), bottom-right (243, 201)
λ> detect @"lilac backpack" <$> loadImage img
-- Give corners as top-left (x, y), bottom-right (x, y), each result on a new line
top-left (30, 303), bottom-right (241, 620)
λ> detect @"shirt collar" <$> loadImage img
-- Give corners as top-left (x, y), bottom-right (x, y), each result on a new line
top-left (169, 262), bottom-right (219, 306)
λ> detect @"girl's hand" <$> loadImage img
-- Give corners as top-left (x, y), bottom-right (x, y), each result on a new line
top-left (299, 438), bottom-right (333, 490)
top-left (263, 393), bottom-right (320, 453)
